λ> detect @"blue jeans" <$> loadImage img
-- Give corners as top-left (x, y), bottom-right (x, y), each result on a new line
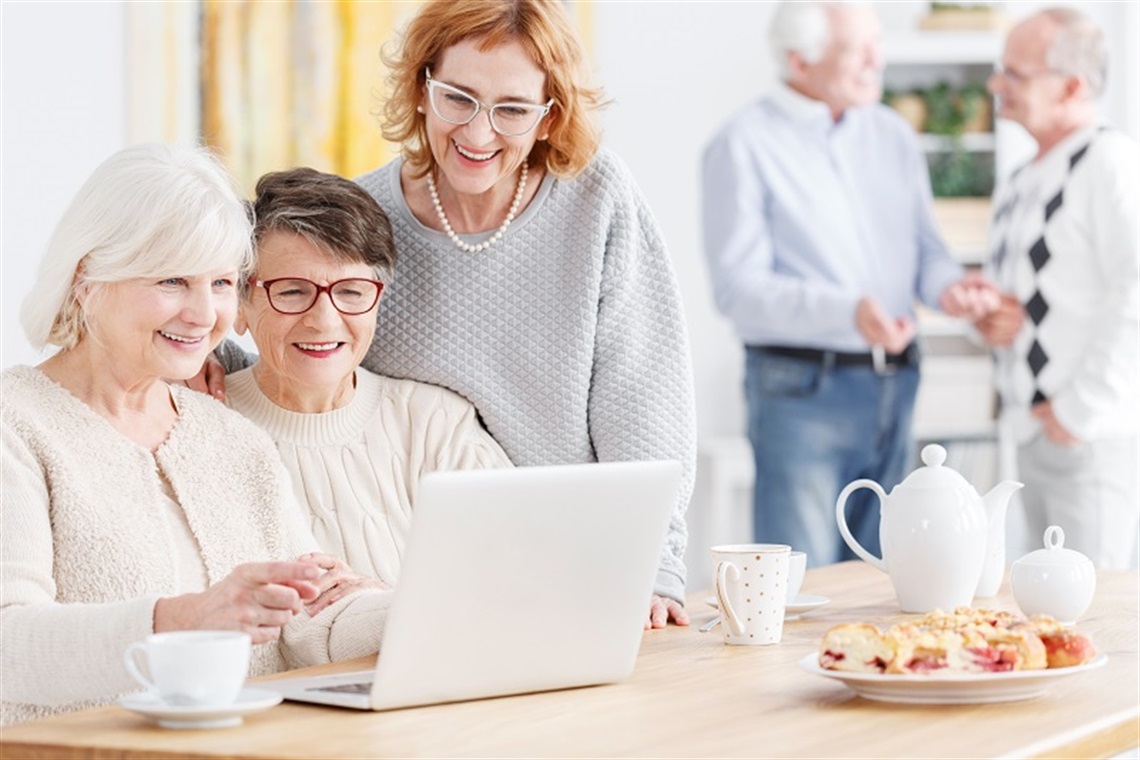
top-left (744, 347), bottom-right (920, 567)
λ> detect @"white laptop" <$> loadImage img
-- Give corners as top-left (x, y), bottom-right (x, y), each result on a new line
top-left (263, 459), bottom-right (682, 711)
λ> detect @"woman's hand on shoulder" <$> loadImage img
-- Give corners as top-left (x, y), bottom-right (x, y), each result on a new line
top-left (180, 353), bottom-right (228, 401)
top-left (153, 561), bottom-right (322, 644)
top-left (646, 594), bottom-right (689, 630)
top-left (298, 552), bottom-right (390, 616)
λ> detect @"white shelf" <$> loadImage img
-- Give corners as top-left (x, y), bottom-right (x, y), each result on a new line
top-left (918, 132), bottom-right (996, 152)
top-left (884, 31), bottom-right (1002, 65)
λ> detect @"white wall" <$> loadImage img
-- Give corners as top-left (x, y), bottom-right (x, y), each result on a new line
top-left (1, 1), bottom-right (128, 369)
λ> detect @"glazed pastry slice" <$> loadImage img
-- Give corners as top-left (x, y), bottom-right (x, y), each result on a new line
top-left (819, 623), bottom-right (894, 673)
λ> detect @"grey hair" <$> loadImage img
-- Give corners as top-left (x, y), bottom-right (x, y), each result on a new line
top-left (1041, 7), bottom-right (1107, 99)
top-left (768, 1), bottom-right (836, 81)
top-left (20, 143), bottom-right (253, 351)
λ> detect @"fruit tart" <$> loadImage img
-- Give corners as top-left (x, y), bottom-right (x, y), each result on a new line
top-left (818, 607), bottom-right (1095, 675)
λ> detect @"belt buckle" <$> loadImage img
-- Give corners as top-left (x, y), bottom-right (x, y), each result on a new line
top-left (872, 345), bottom-right (897, 377)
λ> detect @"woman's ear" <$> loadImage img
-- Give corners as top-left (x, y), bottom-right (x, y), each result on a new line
top-left (233, 303), bottom-right (250, 335)
top-left (71, 261), bottom-right (89, 305)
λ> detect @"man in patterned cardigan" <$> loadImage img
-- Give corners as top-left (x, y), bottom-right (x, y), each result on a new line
top-left (979, 8), bottom-right (1139, 569)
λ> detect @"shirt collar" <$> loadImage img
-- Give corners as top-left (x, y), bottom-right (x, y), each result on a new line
top-left (768, 82), bottom-right (836, 129)
top-left (1048, 122), bottom-right (1101, 161)
top-left (1021, 122), bottom-right (1102, 181)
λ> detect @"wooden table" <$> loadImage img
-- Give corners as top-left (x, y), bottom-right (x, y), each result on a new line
top-left (3, 562), bottom-right (1137, 759)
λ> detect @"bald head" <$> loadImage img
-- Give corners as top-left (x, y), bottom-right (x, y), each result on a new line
top-left (990, 8), bottom-right (1103, 153)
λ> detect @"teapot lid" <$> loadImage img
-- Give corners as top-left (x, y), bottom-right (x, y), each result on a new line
top-left (1014, 526), bottom-right (1094, 567)
top-left (896, 444), bottom-right (975, 491)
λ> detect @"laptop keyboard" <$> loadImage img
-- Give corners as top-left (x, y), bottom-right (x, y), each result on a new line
top-left (310, 681), bottom-right (373, 695)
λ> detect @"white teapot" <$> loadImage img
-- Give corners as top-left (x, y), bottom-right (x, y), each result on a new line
top-left (835, 444), bottom-right (1023, 613)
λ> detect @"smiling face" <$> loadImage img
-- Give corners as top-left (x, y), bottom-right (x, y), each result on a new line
top-left (793, 4), bottom-right (883, 118)
top-left (88, 271), bottom-right (238, 382)
top-left (422, 36), bottom-right (548, 199)
top-left (988, 16), bottom-right (1068, 140)
top-left (239, 231), bottom-right (378, 411)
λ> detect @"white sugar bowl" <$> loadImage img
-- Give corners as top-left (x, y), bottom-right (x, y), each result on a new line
top-left (1011, 526), bottom-right (1096, 625)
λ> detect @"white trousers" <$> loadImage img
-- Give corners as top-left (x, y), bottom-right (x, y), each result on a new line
top-left (1017, 433), bottom-right (1140, 570)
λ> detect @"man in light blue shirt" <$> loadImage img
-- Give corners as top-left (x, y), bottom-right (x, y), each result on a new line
top-left (701, 1), bottom-right (997, 566)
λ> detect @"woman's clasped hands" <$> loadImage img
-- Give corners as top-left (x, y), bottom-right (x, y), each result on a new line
top-left (153, 562), bottom-right (322, 644)
top-left (300, 552), bottom-right (391, 616)
top-left (153, 556), bottom-right (387, 644)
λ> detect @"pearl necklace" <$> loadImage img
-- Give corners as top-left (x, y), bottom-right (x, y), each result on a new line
top-left (427, 162), bottom-right (528, 253)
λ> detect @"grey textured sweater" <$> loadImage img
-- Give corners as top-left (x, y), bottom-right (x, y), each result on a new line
top-left (355, 149), bottom-right (697, 601)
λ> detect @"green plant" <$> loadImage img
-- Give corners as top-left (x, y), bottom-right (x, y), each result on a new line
top-left (929, 148), bottom-right (995, 197)
top-left (922, 82), bottom-right (980, 135)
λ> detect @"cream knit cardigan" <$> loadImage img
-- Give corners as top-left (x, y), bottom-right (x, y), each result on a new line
top-left (1, 366), bottom-right (391, 726)
top-left (225, 367), bottom-right (513, 584)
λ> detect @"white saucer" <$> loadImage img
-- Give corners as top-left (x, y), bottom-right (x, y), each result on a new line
top-left (119, 688), bottom-right (282, 729)
top-left (704, 593), bottom-right (831, 620)
top-left (785, 593), bottom-right (830, 620)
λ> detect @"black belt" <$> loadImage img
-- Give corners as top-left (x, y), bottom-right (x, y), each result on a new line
top-left (752, 343), bottom-right (919, 372)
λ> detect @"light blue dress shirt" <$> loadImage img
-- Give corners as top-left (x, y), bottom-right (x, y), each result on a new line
top-left (701, 83), bottom-right (963, 352)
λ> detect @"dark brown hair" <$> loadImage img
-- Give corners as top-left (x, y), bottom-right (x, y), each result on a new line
top-left (249, 168), bottom-right (397, 292)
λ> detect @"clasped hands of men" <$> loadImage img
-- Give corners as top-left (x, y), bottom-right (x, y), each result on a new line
top-left (856, 274), bottom-right (1074, 446)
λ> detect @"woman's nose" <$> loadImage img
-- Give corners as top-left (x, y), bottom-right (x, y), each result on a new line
top-left (182, 284), bottom-right (216, 325)
top-left (462, 108), bottom-right (497, 143)
top-left (302, 290), bottom-right (343, 326)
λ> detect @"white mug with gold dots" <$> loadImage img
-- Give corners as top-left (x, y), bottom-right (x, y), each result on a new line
top-left (711, 544), bottom-right (791, 645)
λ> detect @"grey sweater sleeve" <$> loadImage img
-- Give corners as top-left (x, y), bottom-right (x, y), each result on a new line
top-left (588, 168), bottom-right (698, 604)
top-left (214, 338), bottom-right (256, 373)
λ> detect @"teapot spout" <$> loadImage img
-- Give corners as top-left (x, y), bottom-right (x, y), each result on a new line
top-left (982, 480), bottom-right (1024, 521)
top-left (975, 479), bottom-right (1025, 598)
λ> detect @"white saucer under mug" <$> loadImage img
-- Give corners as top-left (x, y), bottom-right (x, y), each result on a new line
top-left (118, 688), bottom-right (282, 729)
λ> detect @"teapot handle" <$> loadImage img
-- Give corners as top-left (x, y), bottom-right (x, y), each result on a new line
top-left (835, 479), bottom-right (888, 573)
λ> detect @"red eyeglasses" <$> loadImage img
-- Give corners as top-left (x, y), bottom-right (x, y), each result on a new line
top-left (251, 277), bottom-right (384, 315)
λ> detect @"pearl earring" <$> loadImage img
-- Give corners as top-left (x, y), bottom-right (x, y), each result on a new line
top-left (417, 105), bottom-right (425, 114)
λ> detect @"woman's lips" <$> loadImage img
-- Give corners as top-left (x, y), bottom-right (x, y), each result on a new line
top-left (158, 330), bottom-right (207, 350)
top-left (294, 341), bottom-right (344, 357)
top-left (454, 141), bottom-right (499, 162)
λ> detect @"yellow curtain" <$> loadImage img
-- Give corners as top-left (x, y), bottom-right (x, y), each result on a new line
top-left (201, 0), bottom-right (420, 194)
top-left (133, 1), bottom-right (594, 195)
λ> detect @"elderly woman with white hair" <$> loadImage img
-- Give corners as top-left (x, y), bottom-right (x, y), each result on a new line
top-left (1, 144), bottom-right (389, 726)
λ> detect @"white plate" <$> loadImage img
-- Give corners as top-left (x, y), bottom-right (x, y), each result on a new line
top-left (799, 653), bottom-right (1108, 704)
top-left (119, 687), bottom-right (283, 729)
top-left (704, 594), bottom-right (831, 619)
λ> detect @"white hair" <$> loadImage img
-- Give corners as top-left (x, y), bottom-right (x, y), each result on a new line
top-left (768, 1), bottom-right (836, 81)
top-left (21, 143), bottom-right (254, 351)
top-left (1041, 7), bottom-right (1107, 99)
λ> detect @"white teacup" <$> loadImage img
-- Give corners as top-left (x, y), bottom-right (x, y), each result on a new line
top-left (124, 631), bottom-right (251, 707)
top-left (787, 550), bottom-right (807, 602)
top-left (711, 544), bottom-right (791, 645)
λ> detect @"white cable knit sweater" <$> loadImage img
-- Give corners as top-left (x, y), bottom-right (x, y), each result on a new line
top-left (1, 366), bottom-right (392, 726)
top-left (355, 149), bottom-right (698, 601)
top-left (225, 367), bottom-right (513, 583)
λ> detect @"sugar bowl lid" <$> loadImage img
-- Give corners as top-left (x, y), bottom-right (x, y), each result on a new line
top-left (1014, 526), bottom-right (1093, 568)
